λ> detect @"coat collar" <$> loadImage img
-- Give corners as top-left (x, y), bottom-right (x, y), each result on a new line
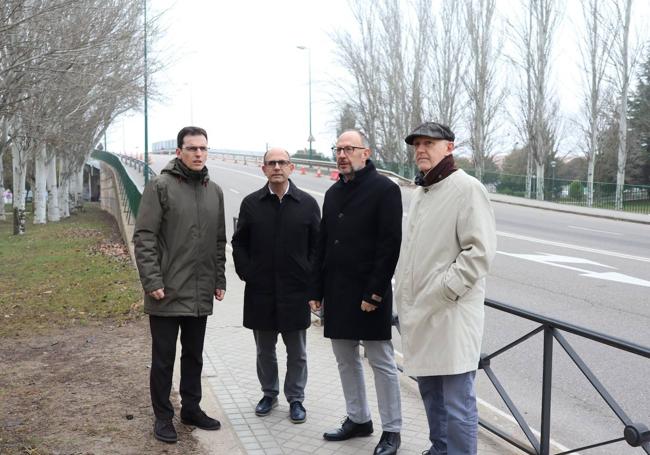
top-left (257, 179), bottom-right (302, 202)
top-left (339, 159), bottom-right (376, 186)
top-left (162, 158), bottom-right (210, 183)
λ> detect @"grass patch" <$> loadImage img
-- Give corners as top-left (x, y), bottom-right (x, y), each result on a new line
top-left (0, 203), bottom-right (143, 338)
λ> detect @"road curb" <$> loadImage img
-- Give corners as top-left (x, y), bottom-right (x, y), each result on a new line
top-left (173, 341), bottom-right (246, 454)
top-left (489, 193), bottom-right (650, 225)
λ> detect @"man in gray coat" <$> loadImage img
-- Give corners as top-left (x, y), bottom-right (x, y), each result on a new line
top-left (133, 126), bottom-right (226, 443)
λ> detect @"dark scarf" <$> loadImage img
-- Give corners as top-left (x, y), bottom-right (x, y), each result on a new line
top-left (414, 154), bottom-right (458, 187)
top-left (176, 158), bottom-right (208, 182)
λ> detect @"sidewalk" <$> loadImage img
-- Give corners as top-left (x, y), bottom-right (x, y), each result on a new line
top-left (185, 251), bottom-right (516, 455)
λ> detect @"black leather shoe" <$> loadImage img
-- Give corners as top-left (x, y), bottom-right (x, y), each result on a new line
top-left (180, 409), bottom-right (221, 430)
top-left (255, 396), bottom-right (278, 416)
top-left (289, 401), bottom-right (306, 423)
top-left (323, 417), bottom-right (373, 441)
top-left (374, 431), bottom-right (401, 455)
top-left (154, 419), bottom-right (177, 443)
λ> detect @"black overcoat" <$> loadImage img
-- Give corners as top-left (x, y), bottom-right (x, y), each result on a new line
top-left (232, 180), bottom-right (321, 332)
top-left (311, 160), bottom-right (402, 340)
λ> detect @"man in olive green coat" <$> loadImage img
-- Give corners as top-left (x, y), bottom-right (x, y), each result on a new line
top-left (133, 126), bottom-right (226, 443)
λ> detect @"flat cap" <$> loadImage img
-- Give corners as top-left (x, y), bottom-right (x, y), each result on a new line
top-left (404, 122), bottom-right (455, 145)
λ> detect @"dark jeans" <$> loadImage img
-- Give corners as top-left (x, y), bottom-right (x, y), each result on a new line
top-left (417, 371), bottom-right (478, 455)
top-left (149, 315), bottom-right (207, 421)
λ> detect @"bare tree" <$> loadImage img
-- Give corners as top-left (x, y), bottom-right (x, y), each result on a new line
top-left (610, 0), bottom-right (640, 210)
top-left (331, 0), bottom-right (431, 173)
top-left (578, 0), bottom-right (615, 207)
top-left (0, 117), bottom-right (9, 221)
top-left (331, 1), bottom-right (383, 153)
top-left (464, 0), bottom-right (506, 182)
top-left (512, 0), bottom-right (561, 200)
top-left (2, 0), bottom-right (161, 231)
top-left (428, 0), bottom-right (467, 130)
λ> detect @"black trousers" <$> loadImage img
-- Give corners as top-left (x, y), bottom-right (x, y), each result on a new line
top-left (149, 315), bottom-right (207, 420)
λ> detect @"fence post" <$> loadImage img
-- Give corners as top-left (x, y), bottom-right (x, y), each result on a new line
top-left (540, 325), bottom-right (554, 454)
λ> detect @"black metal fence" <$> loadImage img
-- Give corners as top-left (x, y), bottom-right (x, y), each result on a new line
top-left (479, 298), bottom-right (650, 454)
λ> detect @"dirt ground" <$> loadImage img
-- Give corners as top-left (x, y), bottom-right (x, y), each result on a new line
top-left (0, 313), bottom-right (204, 455)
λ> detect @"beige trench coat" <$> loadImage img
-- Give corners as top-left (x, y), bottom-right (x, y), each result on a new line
top-left (395, 170), bottom-right (496, 376)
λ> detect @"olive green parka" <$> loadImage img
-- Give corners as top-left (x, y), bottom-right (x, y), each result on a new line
top-left (133, 158), bottom-right (226, 316)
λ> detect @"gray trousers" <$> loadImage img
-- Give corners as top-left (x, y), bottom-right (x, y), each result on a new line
top-left (331, 339), bottom-right (402, 432)
top-left (253, 329), bottom-right (307, 403)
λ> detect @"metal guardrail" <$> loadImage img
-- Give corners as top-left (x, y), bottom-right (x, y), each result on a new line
top-left (479, 298), bottom-right (650, 455)
top-left (91, 150), bottom-right (155, 220)
top-left (209, 150), bottom-right (414, 184)
top-left (115, 153), bottom-right (156, 182)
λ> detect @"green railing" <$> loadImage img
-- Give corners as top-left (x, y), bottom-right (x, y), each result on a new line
top-left (476, 171), bottom-right (650, 215)
top-left (91, 150), bottom-right (146, 219)
top-left (378, 162), bottom-right (650, 214)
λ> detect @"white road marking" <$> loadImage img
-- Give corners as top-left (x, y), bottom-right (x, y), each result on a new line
top-left (497, 231), bottom-right (650, 263)
top-left (498, 251), bottom-right (650, 287)
top-left (208, 164), bottom-right (326, 198)
top-left (229, 188), bottom-right (240, 194)
top-left (475, 398), bottom-right (577, 454)
top-left (568, 225), bottom-right (622, 236)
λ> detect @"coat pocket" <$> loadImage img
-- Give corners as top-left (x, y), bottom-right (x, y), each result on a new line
top-left (436, 272), bottom-right (458, 305)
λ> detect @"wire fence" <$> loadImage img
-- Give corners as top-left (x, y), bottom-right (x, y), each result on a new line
top-left (376, 162), bottom-right (650, 214)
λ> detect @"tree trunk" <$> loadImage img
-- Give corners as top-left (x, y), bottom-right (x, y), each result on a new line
top-left (587, 155), bottom-right (595, 207)
top-left (74, 165), bottom-right (85, 212)
top-left (33, 143), bottom-right (48, 224)
top-left (536, 161), bottom-right (545, 200)
top-left (12, 143), bottom-right (27, 235)
top-left (87, 166), bottom-right (92, 201)
top-left (46, 153), bottom-right (60, 222)
top-left (58, 156), bottom-right (70, 218)
top-left (0, 150), bottom-right (5, 222)
top-left (526, 148), bottom-right (533, 198)
top-left (0, 117), bottom-right (6, 221)
top-left (615, 0), bottom-right (632, 211)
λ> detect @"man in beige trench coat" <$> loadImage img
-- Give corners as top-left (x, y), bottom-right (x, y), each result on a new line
top-left (394, 122), bottom-right (497, 455)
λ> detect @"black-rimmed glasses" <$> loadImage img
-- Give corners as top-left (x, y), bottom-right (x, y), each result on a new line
top-left (264, 160), bottom-right (291, 167)
top-left (331, 145), bottom-right (366, 155)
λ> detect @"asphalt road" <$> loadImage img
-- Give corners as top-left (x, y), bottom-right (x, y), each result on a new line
top-left (152, 155), bottom-right (650, 454)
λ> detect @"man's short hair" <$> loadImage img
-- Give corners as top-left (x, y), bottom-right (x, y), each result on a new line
top-left (177, 126), bottom-right (208, 149)
top-left (341, 129), bottom-right (370, 148)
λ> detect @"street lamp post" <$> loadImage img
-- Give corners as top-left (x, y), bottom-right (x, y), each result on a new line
top-left (297, 46), bottom-right (313, 165)
top-left (143, 0), bottom-right (150, 184)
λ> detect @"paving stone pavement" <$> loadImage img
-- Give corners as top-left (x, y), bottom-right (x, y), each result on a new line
top-left (197, 253), bottom-right (515, 455)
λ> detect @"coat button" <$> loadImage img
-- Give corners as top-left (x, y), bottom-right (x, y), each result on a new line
top-left (338, 213), bottom-right (344, 218)
top-left (334, 239), bottom-right (339, 245)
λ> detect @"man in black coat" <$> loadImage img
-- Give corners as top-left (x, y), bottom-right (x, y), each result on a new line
top-left (309, 130), bottom-right (403, 455)
top-left (232, 147), bottom-right (320, 424)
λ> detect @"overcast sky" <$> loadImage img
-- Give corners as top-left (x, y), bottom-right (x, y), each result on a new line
top-left (107, 0), bottom-right (649, 158)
